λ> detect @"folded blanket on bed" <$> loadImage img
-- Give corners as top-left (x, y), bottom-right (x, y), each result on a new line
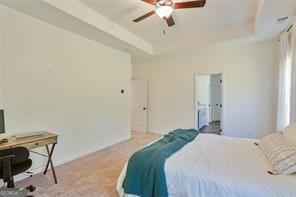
top-left (123, 128), bottom-right (199, 197)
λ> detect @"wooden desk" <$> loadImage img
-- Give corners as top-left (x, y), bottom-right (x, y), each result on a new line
top-left (0, 132), bottom-right (58, 184)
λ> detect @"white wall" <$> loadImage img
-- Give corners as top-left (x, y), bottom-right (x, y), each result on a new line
top-left (132, 40), bottom-right (278, 138)
top-left (0, 4), bottom-right (131, 174)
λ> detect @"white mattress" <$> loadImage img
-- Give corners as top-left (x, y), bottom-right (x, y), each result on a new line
top-left (117, 134), bottom-right (296, 197)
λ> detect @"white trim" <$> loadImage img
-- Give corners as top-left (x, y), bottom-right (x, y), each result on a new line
top-left (254, 0), bottom-right (265, 33)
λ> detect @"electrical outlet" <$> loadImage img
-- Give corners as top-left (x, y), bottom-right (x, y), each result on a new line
top-left (48, 68), bottom-right (63, 76)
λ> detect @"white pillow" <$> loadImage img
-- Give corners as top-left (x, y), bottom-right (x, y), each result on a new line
top-left (282, 164), bottom-right (296, 175)
top-left (259, 133), bottom-right (296, 175)
top-left (283, 123), bottom-right (296, 147)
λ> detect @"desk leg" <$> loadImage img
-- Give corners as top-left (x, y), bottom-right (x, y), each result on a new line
top-left (44, 144), bottom-right (58, 184)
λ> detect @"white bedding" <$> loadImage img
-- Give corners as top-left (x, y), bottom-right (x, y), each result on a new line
top-left (117, 134), bottom-right (296, 197)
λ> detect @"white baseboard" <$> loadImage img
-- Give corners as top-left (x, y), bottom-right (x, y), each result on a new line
top-left (14, 134), bottom-right (131, 182)
top-left (149, 130), bottom-right (168, 135)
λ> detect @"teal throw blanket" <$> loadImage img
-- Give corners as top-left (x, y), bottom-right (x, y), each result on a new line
top-left (123, 128), bottom-right (199, 197)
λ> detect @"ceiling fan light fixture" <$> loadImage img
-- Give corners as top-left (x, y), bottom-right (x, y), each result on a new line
top-left (155, 6), bottom-right (173, 19)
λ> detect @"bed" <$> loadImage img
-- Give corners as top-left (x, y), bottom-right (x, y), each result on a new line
top-left (117, 133), bottom-right (296, 197)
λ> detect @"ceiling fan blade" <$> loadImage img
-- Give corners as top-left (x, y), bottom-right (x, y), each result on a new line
top-left (174, 0), bottom-right (206, 9)
top-left (133, 10), bottom-right (156, 22)
top-left (166, 15), bottom-right (175, 27)
top-left (141, 0), bottom-right (157, 5)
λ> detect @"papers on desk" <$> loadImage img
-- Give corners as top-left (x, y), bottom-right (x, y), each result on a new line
top-left (12, 131), bottom-right (45, 139)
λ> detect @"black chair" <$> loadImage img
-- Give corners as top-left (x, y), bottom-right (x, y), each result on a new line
top-left (0, 146), bottom-right (35, 191)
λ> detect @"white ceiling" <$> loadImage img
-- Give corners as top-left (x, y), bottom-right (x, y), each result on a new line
top-left (80, 0), bottom-right (257, 44)
top-left (1, 0), bottom-right (296, 56)
top-left (78, 0), bottom-right (296, 54)
top-left (256, 0), bottom-right (296, 38)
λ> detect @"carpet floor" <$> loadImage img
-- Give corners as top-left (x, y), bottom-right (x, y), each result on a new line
top-left (16, 132), bottom-right (161, 197)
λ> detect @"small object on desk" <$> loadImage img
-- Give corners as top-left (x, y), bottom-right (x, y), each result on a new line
top-left (12, 131), bottom-right (45, 139)
top-left (0, 138), bottom-right (8, 144)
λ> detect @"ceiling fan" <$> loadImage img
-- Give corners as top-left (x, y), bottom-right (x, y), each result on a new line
top-left (133, 0), bottom-right (206, 27)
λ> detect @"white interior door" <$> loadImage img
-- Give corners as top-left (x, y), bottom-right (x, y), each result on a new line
top-left (195, 75), bottom-right (210, 129)
top-left (131, 80), bottom-right (147, 133)
top-left (210, 74), bottom-right (222, 122)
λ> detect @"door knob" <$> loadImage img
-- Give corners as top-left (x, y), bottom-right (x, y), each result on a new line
top-left (143, 107), bottom-right (146, 110)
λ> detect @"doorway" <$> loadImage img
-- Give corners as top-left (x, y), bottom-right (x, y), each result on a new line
top-left (195, 73), bottom-right (223, 135)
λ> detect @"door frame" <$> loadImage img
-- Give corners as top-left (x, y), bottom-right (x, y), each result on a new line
top-left (194, 72), bottom-right (224, 134)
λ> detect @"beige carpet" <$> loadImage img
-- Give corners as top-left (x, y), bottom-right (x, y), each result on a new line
top-left (16, 132), bottom-right (161, 197)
